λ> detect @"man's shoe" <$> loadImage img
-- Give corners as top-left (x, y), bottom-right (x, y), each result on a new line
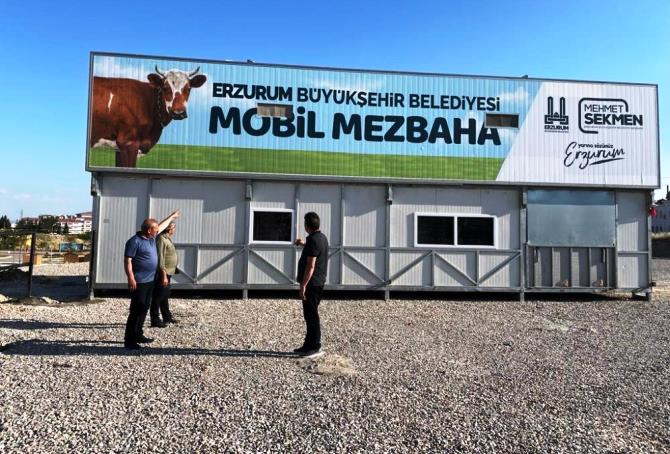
top-left (293, 345), bottom-right (310, 354)
top-left (300, 347), bottom-right (324, 358)
top-left (150, 319), bottom-right (166, 328)
top-left (137, 336), bottom-right (154, 344)
top-left (164, 317), bottom-right (178, 324)
top-left (124, 343), bottom-right (141, 350)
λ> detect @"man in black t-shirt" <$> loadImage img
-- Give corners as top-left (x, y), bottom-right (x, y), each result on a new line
top-left (294, 212), bottom-right (329, 357)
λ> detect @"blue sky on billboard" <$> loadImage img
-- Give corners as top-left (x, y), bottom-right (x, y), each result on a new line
top-left (0, 0), bottom-right (667, 220)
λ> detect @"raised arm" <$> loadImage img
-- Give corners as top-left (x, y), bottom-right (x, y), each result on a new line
top-left (157, 209), bottom-right (180, 234)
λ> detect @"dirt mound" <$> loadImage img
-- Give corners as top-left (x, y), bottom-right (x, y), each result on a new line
top-left (298, 353), bottom-right (357, 377)
top-left (1, 296), bottom-right (62, 306)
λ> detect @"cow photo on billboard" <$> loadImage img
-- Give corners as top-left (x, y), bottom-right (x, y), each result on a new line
top-left (90, 66), bottom-right (207, 167)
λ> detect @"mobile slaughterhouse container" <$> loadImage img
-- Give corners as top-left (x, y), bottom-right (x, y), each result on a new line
top-left (86, 52), bottom-right (660, 300)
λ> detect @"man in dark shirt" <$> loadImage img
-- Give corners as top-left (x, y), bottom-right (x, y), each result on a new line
top-left (294, 212), bottom-right (329, 357)
top-left (123, 209), bottom-right (180, 350)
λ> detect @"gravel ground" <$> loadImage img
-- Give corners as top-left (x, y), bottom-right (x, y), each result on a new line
top-left (1, 262), bottom-right (669, 453)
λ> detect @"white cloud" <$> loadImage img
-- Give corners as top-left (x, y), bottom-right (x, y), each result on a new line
top-left (93, 55), bottom-right (211, 104)
top-left (93, 56), bottom-right (147, 80)
top-left (309, 78), bottom-right (385, 94)
top-left (0, 190), bottom-right (33, 201)
top-left (499, 87), bottom-right (529, 102)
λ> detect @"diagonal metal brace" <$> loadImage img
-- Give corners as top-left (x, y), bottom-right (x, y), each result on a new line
top-left (175, 266), bottom-right (196, 283)
top-left (478, 252), bottom-right (520, 285)
top-left (249, 249), bottom-right (296, 284)
top-left (343, 250), bottom-right (385, 283)
top-left (387, 250), bottom-right (432, 285)
top-left (196, 247), bottom-right (245, 282)
top-left (433, 252), bottom-right (478, 286)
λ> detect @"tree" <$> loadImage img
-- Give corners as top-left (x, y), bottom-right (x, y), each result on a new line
top-left (63, 224), bottom-right (70, 234)
top-left (15, 218), bottom-right (36, 230)
top-left (38, 216), bottom-right (60, 233)
top-left (0, 215), bottom-right (11, 229)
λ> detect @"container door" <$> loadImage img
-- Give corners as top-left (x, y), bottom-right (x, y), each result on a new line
top-left (526, 189), bottom-right (616, 289)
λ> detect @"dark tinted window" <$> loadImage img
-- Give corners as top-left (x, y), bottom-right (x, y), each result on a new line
top-left (253, 211), bottom-right (292, 242)
top-left (457, 217), bottom-right (494, 246)
top-left (417, 216), bottom-right (454, 245)
top-left (257, 103), bottom-right (293, 118)
top-left (485, 113), bottom-right (519, 128)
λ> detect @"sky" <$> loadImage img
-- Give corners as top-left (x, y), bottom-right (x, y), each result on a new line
top-left (0, 0), bottom-right (668, 221)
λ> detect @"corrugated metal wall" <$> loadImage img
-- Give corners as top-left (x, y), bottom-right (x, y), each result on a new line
top-left (617, 191), bottom-right (649, 289)
top-left (93, 175), bottom-right (651, 294)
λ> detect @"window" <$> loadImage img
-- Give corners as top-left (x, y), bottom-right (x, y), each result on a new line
top-left (457, 217), bottom-right (494, 246)
top-left (416, 215), bottom-right (454, 246)
top-left (485, 113), bottom-right (519, 128)
top-left (256, 103), bottom-right (293, 118)
top-left (250, 209), bottom-right (293, 243)
top-left (414, 213), bottom-right (496, 248)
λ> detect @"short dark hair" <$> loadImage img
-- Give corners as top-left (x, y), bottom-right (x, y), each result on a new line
top-left (304, 212), bottom-right (320, 230)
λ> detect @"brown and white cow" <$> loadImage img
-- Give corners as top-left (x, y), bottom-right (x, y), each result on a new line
top-left (90, 66), bottom-right (207, 168)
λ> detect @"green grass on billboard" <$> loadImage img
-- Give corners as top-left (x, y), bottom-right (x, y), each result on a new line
top-left (89, 144), bottom-right (503, 180)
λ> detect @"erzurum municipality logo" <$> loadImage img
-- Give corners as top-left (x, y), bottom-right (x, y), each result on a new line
top-left (544, 96), bottom-right (569, 132)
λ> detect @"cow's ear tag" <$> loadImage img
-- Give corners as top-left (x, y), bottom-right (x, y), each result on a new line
top-left (189, 74), bottom-right (207, 88)
top-left (147, 74), bottom-right (163, 88)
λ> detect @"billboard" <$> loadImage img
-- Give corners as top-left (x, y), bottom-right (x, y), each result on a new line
top-left (87, 53), bottom-right (659, 187)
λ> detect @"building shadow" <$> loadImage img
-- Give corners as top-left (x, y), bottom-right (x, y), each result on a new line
top-left (0, 319), bottom-right (123, 330)
top-left (0, 338), bottom-right (297, 359)
top-left (0, 275), bottom-right (89, 300)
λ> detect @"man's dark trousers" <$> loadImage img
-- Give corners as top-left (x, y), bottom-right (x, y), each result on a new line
top-left (151, 275), bottom-right (173, 322)
top-left (302, 285), bottom-right (323, 348)
top-left (124, 282), bottom-right (154, 344)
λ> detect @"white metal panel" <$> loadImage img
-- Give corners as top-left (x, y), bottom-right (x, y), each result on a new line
top-left (481, 189), bottom-right (519, 249)
top-left (434, 252), bottom-right (476, 287)
top-left (617, 191), bottom-right (647, 252)
top-left (198, 248), bottom-right (244, 284)
top-left (172, 246), bottom-right (198, 285)
top-left (327, 250), bottom-right (341, 285)
top-left (248, 249), bottom-right (294, 284)
top-left (391, 186), bottom-right (518, 249)
top-left (344, 185), bottom-right (386, 247)
top-left (298, 183), bottom-right (341, 246)
top-left (479, 253), bottom-right (520, 287)
top-left (151, 179), bottom-right (204, 244)
top-left (618, 255), bottom-right (648, 288)
top-left (389, 252), bottom-right (431, 286)
top-left (201, 180), bottom-right (246, 244)
top-left (392, 186), bottom-right (440, 248)
top-left (497, 82), bottom-right (658, 188)
top-left (251, 182), bottom-right (295, 209)
top-left (342, 251), bottom-right (385, 285)
top-left (97, 176), bottom-right (149, 283)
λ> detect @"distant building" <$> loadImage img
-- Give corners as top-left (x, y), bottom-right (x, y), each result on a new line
top-left (653, 189), bottom-right (670, 233)
top-left (17, 212), bottom-right (93, 233)
top-left (56, 211), bottom-right (93, 234)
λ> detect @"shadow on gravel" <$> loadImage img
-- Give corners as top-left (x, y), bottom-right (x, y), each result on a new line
top-left (93, 288), bottom-right (633, 302)
top-left (0, 339), bottom-right (297, 359)
top-left (0, 319), bottom-right (123, 330)
top-left (1, 275), bottom-right (89, 301)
